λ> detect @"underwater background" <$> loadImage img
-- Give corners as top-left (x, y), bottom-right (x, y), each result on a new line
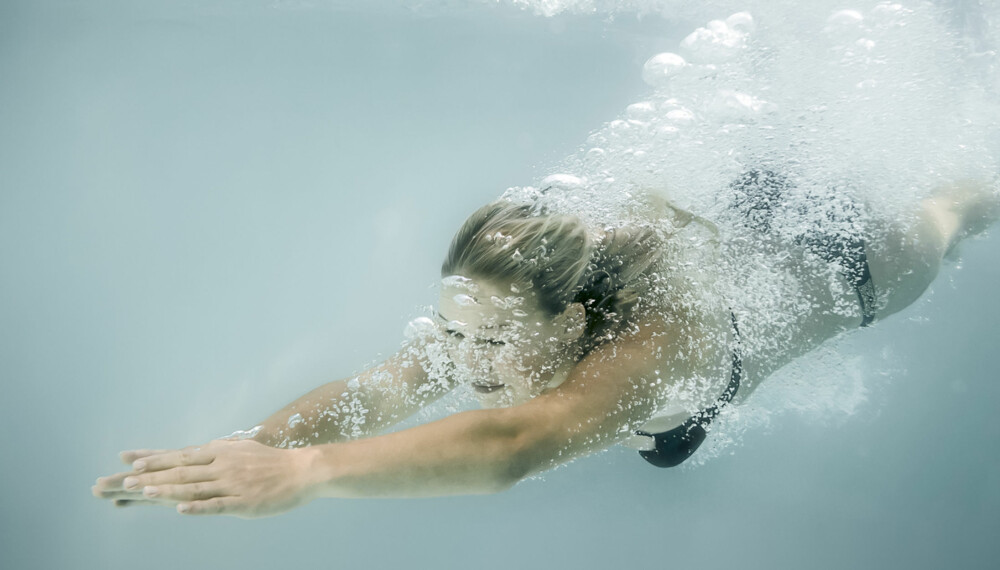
top-left (1, 1), bottom-right (998, 568)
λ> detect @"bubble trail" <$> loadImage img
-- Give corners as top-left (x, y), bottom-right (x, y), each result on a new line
top-left (488, 0), bottom-right (1000, 463)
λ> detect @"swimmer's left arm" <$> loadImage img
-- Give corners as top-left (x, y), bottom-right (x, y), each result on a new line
top-left (308, 321), bottom-right (669, 498)
top-left (94, 322), bottom-right (672, 516)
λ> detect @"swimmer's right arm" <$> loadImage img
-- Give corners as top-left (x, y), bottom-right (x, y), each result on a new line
top-left (249, 344), bottom-right (454, 448)
top-left (98, 343), bottom-right (454, 508)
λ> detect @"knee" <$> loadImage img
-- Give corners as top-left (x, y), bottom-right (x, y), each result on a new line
top-left (917, 196), bottom-right (962, 259)
top-left (925, 179), bottom-right (1000, 250)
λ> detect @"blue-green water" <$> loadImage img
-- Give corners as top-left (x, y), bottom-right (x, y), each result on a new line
top-left (1, 1), bottom-right (998, 569)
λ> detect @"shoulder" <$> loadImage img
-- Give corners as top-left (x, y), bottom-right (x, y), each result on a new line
top-left (542, 309), bottom-right (726, 419)
top-left (501, 311), bottom-right (729, 470)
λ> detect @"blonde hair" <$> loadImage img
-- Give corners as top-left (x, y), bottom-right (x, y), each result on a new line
top-left (441, 202), bottom-right (663, 347)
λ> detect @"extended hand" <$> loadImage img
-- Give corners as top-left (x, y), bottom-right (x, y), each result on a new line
top-left (92, 440), bottom-right (318, 518)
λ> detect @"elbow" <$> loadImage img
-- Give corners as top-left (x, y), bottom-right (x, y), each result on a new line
top-left (481, 410), bottom-right (552, 493)
top-left (486, 452), bottom-right (531, 495)
top-left (492, 452), bottom-right (532, 493)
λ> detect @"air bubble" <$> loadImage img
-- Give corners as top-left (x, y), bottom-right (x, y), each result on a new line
top-left (680, 19), bottom-right (749, 64)
top-left (220, 425), bottom-right (262, 441)
top-left (725, 12), bottom-right (755, 34)
top-left (404, 316), bottom-right (437, 339)
top-left (626, 101), bottom-right (657, 120)
top-left (539, 173), bottom-right (584, 192)
top-left (491, 295), bottom-right (521, 310)
top-left (287, 413), bottom-right (303, 428)
top-left (657, 125), bottom-right (680, 138)
top-left (855, 38), bottom-right (876, 51)
top-left (642, 53), bottom-right (687, 87)
top-left (453, 294), bottom-right (477, 307)
top-left (870, 2), bottom-right (910, 25)
top-left (441, 275), bottom-right (479, 292)
top-left (706, 90), bottom-right (771, 122)
top-left (824, 10), bottom-right (866, 41)
top-left (665, 108), bottom-right (696, 123)
top-left (827, 9), bottom-right (864, 27)
top-left (608, 119), bottom-right (631, 135)
top-left (490, 232), bottom-right (514, 249)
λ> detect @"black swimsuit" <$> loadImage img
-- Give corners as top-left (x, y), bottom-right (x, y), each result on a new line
top-left (636, 170), bottom-right (877, 468)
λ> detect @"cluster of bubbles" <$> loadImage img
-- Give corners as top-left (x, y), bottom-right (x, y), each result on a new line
top-left (499, 0), bottom-right (1000, 464)
top-left (546, 3), bottom-right (995, 215)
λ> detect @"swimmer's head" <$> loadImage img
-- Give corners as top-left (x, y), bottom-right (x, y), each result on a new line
top-left (441, 201), bottom-right (662, 356)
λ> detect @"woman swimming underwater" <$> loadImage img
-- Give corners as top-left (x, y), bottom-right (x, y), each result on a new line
top-left (92, 172), bottom-right (999, 518)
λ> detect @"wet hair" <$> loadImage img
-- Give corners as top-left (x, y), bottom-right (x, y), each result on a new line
top-left (441, 201), bottom-right (663, 348)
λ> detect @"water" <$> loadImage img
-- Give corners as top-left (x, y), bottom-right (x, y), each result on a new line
top-left (1, 1), bottom-right (998, 569)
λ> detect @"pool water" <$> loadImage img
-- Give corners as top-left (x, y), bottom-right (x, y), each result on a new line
top-left (1, 1), bottom-right (998, 568)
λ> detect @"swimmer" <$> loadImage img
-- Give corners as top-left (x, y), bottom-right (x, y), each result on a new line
top-left (92, 175), bottom-right (999, 518)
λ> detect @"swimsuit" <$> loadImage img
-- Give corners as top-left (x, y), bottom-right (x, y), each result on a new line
top-left (635, 170), bottom-right (877, 468)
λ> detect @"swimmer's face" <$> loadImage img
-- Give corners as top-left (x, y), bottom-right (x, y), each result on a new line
top-left (438, 275), bottom-right (585, 408)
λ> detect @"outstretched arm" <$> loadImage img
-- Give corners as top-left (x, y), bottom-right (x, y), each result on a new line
top-left (95, 319), bottom-right (690, 517)
top-left (97, 339), bottom-right (455, 507)
top-left (304, 318), bottom-right (690, 500)
top-left (247, 344), bottom-right (453, 448)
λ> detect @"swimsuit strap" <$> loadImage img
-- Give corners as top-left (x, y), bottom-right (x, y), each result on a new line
top-left (811, 233), bottom-right (878, 327)
top-left (851, 242), bottom-right (877, 327)
top-left (634, 313), bottom-right (742, 468)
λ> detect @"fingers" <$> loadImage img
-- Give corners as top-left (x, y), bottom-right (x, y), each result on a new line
top-left (119, 449), bottom-right (169, 465)
top-left (97, 445), bottom-right (216, 501)
top-left (178, 496), bottom-right (244, 516)
top-left (131, 446), bottom-right (215, 473)
top-left (95, 481), bottom-right (177, 507)
top-left (93, 476), bottom-right (156, 501)
top-left (95, 484), bottom-right (142, 500)
top-left (94, 464), bottom-right (215, 499)
top-left (147, 481), bottom-right (230, 502)
top-left (96, 488), bottom-right (150, 501)
top-left (94, 472), bottom-right (132, 493)
top-left (100, 441), bottom-right (256, 517)
top-left (96, 467), bottom-right (225, 506)
top-left (121, 465), bottom-right (216, 491)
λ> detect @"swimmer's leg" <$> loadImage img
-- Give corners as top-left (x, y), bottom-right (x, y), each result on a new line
top-left (867, 178), bottom-right (1000, 318)
top-left (923, 178), bottom-right (1000, 257)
